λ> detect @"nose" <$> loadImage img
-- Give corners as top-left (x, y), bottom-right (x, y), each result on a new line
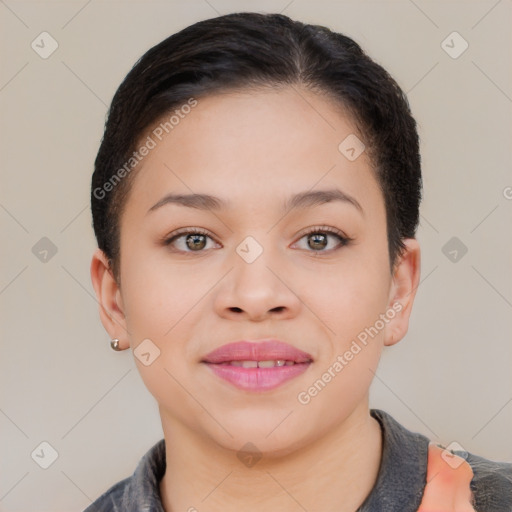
top-left (213, 239), bottom-right (302, 322)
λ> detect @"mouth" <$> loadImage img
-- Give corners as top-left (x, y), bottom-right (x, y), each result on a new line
top-left (201, 340), bottom-right (313, 392)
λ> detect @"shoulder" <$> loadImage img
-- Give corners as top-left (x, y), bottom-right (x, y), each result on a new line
top-left (82, 476), bottom-right (131, 511)
top-left (82, 438), bottom-right (166, 512)
top-left (369, 409), bottom-right (512, 511)
top-left (455, 449), bottom-right (512, 512)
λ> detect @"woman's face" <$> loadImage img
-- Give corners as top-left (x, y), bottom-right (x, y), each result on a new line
top-left (94, 86), bottom-right (418, 455)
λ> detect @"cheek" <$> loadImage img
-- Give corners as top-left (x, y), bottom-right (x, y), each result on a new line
top-left (310, 247), bottom-right (390, 340)
top-left (119, 244), bottom-right (211, 380)
top-left (120, 243), bottom-right (200, 335)
top-left (297, 264), bottom-right (389, 417)
top-left (118, 252), bottom-right (201, 418)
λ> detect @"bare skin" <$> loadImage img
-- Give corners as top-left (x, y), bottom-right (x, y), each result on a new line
top-left (91, 86), bottom-right (421, 511)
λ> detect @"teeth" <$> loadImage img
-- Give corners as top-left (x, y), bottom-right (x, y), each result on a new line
top-left (258, 360), bottom-right (280, 368)
top-left (228, 360), bottom-right (292, 368)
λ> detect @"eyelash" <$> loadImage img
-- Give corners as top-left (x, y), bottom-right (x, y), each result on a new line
top-left (162, 225), bottom-right (353, 255)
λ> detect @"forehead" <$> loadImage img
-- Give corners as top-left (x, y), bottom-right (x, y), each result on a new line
top-left (124, 87), bottom-right (382, 217)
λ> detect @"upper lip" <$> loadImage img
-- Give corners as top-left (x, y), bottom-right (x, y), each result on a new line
top-left (202, 340), bottom-right (313, 364)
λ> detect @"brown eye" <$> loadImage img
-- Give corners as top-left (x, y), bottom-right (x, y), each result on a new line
top-left (294, 226), bottom-right (351, 253)
top-left (307, 232), bottom-right (329, 250)
top-left (164, 228), bottom-right (217, 253)
top-left (185, 233), bottom-right (207, 251)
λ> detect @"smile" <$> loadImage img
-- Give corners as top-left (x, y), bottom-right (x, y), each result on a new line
top-left (202, 340), bottom-right (313, 391)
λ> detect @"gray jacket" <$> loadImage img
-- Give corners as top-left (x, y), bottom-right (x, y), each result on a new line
top-left (84, 409), bottom-right (512, 511)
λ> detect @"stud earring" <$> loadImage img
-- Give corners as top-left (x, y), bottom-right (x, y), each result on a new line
top-left (110, 338), bottom-right (122, 351)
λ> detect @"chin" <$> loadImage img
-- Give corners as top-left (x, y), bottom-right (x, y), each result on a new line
top-left (202, 411), bottom-right (314, 457)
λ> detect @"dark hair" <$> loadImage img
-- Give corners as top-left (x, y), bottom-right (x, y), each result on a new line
top-left (91, 12), bottom-right (422, 284)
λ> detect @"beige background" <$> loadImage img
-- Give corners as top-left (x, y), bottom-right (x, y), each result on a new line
top-left (1, 0), bottom-right (511, 510)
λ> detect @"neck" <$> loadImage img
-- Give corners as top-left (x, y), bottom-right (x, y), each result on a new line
top-left (159, 403), bottom-right (383, 512)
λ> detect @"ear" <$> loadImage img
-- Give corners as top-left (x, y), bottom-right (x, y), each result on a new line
top-left (90, 248), bottom-right (130, 349)
top-left (384, 238), bottom-right (421, 347)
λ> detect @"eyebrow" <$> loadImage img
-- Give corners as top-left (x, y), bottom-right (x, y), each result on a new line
top-left (147, 188), bottom-right (363, 216)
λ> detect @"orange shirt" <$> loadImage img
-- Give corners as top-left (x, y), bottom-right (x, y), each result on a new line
top-left (418, 443), bottom-right (476, 511)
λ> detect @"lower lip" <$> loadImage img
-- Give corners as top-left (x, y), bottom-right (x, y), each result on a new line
top-left (204, 362), bottom-right (311, 391)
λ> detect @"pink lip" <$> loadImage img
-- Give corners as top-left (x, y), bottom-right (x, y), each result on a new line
top-left (202, 340), bottom-right (313, 392)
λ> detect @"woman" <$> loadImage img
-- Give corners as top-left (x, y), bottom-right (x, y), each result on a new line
top-left (87, 12), bottom-right (511, 511)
